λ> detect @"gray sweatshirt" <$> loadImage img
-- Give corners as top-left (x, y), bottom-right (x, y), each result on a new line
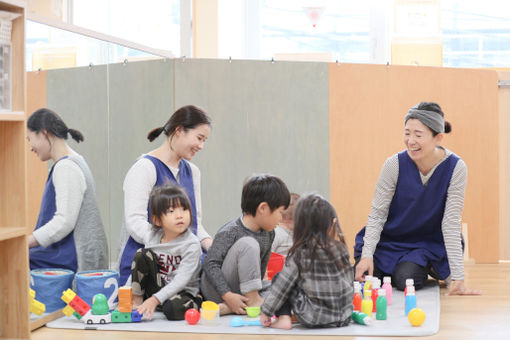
top-left (143, 228), bottom-right (202, 303)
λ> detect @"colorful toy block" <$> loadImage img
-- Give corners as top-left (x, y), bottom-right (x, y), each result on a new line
top-left (62, 305), bottom-right (75, 317)
top-left (69, 295), bottom-right (91, 316)
top-left (111, 310), bottom-right (132, 323)
top-left (131, 310), bottom-right (142, 322)
top-left (61, 288), bottom-right (77, 304)
top-left (29, 289), bottom-right (46, 315)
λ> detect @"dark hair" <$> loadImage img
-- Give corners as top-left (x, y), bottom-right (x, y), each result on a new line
top-left (281, 193), bottom-right (300, 221)
top-left (415, 102), bottom-right (452, 136)
top-left (147, 105), bottom-right (211, 142)
top-left (241, 174), bottom-right (290, 216)
top-left (287, 193), bottom-right (349, 277)
top-left (27, 108), bottom-right (84, 143)
top-left (149, 184), bottom-right (192, 228)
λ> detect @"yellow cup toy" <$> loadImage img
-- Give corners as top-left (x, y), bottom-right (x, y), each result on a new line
top-left (200, 301), bottom-right (220, 325)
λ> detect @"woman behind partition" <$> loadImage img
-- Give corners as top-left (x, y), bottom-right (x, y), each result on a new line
top-left (27, 108), bottom-right (108, 272)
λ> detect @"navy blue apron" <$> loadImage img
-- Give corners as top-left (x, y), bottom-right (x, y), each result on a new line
top-left (30, 156), bottom-right (78, 272)
top-left (119, 155), bottom-right (198, 285)
top-left (354, 151), bottom-right (459, 279)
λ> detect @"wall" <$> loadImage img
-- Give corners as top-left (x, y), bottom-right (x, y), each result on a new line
top-left (498, 71), bottom-right (510, 261)
top-left (330, 63), bottom-right (500, 263)
top-left (27, 59), bottom-right (504, 264)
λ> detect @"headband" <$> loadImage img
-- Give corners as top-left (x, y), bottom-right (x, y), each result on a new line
top-left (404, 107), bottom-right (445, 133)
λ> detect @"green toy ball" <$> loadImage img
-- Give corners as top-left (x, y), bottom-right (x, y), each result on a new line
top-left (92, 293), bottom-right (109, 315)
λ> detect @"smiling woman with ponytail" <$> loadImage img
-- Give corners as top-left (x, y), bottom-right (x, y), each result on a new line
top-left (116, 105), bottom-right (213, 285)
top-left (27, 108), bottom-right (108, 272)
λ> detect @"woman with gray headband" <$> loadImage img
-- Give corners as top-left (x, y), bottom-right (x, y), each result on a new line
top-left (353, 102), bottom-right (481, 296)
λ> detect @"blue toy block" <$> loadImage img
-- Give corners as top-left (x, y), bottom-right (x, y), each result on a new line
top-left (131, 310), bottom-right (142, 322)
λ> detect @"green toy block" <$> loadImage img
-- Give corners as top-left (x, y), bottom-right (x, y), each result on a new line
top-left (111, 310), bottom-right (132, 323)
top-left (73, 311), bottom-right (82, 320)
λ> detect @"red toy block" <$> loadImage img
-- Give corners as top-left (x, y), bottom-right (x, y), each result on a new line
top-left (69, 295), bottom-right (91, 316)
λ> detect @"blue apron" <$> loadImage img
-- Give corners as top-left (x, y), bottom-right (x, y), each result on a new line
top-left (119, 155), bottom-right (198, 285)
top-left (354, 151), bottom-right (459, 279)
top-left (30, 156), bottom-right (78, 272)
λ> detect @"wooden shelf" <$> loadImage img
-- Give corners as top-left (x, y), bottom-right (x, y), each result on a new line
top-left (0, 111), bottom-right (25, 121)
top-left (0, 226), bottom-right (28, 241)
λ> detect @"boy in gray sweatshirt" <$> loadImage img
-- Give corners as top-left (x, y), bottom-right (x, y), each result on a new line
top-left (201, 174), bottom-right (290, 315)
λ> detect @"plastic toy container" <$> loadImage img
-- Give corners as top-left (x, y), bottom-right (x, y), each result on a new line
top-left (75, 270), bottom-right (119, 310)
top-left (266, 252), bottom-right (285, 280)
top-left (30, 268), bottom-right (74, 312)
top-left (200, 300), bottom-right (220, 326)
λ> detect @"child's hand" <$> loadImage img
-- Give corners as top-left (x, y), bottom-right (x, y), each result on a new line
top-left (222, 292), bottom-right (248, 314)
top-left (260, 312), bottom-right (272, 327)
top-left (136, 296), bottom-right (160, 320)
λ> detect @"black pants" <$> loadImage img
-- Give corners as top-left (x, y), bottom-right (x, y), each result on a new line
top-left (131, 248), bottom-right (202, 320)
top-left (353, 257), bottom-right (442, 291)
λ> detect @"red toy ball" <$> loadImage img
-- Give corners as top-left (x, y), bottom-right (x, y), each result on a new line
top-left (185, 308), bottom-right (200, 325)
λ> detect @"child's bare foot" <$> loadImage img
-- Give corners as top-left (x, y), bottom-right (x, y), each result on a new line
top-left (270, 315), bottom-right (292, 330)
top-left (133, 295), bottom-right (143, 308)
top-left (219, 302), bottom-right (232, 315)
top-left (245, 291), bottom-right (264, 307)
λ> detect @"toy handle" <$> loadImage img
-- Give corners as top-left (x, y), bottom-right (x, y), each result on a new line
top-left (245, 320), bottom-right (262, 326)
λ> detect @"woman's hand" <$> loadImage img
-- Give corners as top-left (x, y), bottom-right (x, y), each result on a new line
top-left (136, 296), bottom-right (160, 320)
top-left (355, 257), bottom-right (374, 281)
top-left (28, 234), bottom-right (39, 248)
top-left (446, 280), bottom-right (482, 296)
top-left (260, 312), bottom-right (272, 327)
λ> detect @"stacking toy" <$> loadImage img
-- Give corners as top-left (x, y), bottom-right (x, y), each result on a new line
top-left (351, 311), bottom-right (373, 325)
top-left (382, 276), bottom-right (392, 305)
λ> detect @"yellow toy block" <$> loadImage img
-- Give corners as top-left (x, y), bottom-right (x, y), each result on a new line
top-left (62, 305), bottom-right (76, 317)
top-left (61, 288), bottom-right (77, 304)
top-left (29, 288), bottom-right (46, 315)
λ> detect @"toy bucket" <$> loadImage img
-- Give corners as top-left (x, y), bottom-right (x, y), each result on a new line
top-left (30, 268), bottom-right (74, 312)
top-left (266, 252), bottom-right (285, 280)
top-left (200, 300), bottom-right (219, 325)
top-left (75, 270), bottom-right (119, 310)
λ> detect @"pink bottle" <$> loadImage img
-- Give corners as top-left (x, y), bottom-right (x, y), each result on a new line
top-left (382, 276), bottom-right (392, 305)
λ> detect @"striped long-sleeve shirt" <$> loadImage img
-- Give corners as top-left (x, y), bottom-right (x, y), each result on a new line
top-left (261, 241), bottom-right (354, 327)
top-left (361, 147), bottom-right (466, 280)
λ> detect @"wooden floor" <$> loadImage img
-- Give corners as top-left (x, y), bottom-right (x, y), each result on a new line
top-left (31, 263), bottom-right (510, 340)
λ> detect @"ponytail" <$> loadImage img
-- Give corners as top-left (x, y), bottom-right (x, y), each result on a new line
top-left (68, 128), bottom-right (84, 143)
top-left (147, 126), bottom-right (166, 142)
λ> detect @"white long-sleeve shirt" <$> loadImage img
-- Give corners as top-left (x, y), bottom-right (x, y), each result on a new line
top-left (361, 148), bottom-right (466, 280)
top-left (117, 156), bottom-right (211, 268)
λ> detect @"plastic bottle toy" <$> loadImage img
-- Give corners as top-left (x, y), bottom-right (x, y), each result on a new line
top-left (351, 311), bottom-right (373, 325)
top-left (404, 278), bottom-right (414, 296)
top-left (376, 288), bottom-right (387, 320)
top-left (371, 279), bottom-right (380, 313)
top-left (405, 286), bottom-right (417, 316)
top-left (361, 289), bottom-right (373, 317)
top-left (353, 281), bottom-right (362, 311)
top-left (382, 276), bottom-right (392, 305)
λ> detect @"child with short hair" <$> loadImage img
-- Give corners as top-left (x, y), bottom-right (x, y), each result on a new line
top-left (131, 185), bottom-right (202, 320)
top-left (271, 193), bottom-right (300, 256)
top-left (260, 193), bottom-right (354, 329)
top-left (200, 174), bottom-right (290, 315)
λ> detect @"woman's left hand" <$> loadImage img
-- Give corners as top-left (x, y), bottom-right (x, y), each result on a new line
top-left (28, 234), bottom-right (39, 248)
top-left (445, 280), bottom-right (482, 296)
